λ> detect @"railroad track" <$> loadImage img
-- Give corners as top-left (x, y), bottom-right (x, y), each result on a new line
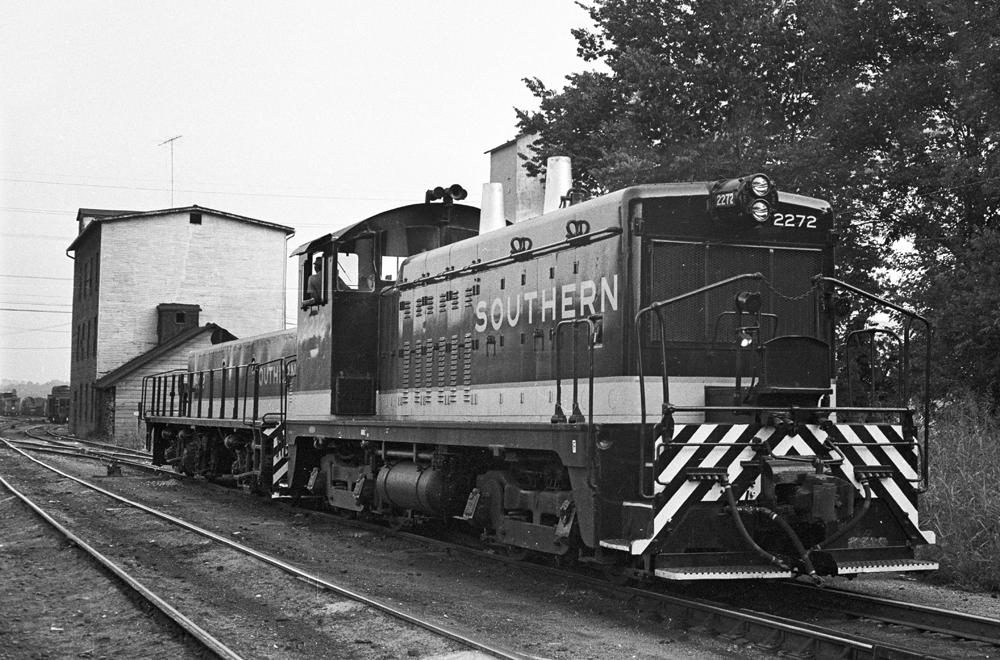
top-left (36, 426), bottom-right (152, 461)
top-left (394, 527), bottom-right (1000, 660)
top-left (763, 581), bottom-right (1000, 646)
top-left (6, 433), bottom-right (997, 659)
top-left (0, 438), bottom-right (529, 660)
top-left (0, 471), bottom-right (247, 660)
top-left (8, 425), bottom-right (173, 477)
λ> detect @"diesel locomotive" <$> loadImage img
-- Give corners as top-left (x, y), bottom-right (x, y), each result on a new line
top-left (47, 385), bottom-right (70, 424)
top-left (143, 171), bottom-right (937, 581)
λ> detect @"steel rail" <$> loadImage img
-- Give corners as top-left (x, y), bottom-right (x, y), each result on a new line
top-left (0, 440), bottom-right (528, 660)
top-left (13, 432), bottom-right (177, 477)
top-left (9, 440), bottom-right (174, 476)
top-left (0, 471), bottom-right (247, 660)
top-left (16, 426), bottom-right (152, 461)
top-left (19, 439), bottom-right (152, 464)
top-left (784, 582), bottom-right (1000, 645)
top-left (316, 510), bottom-right (949, 660)
top-left (545, 568), bottom-right (949, 660)
top-left (6, 433), bottom-right (971, 657)
top-left (43, 428), bottom-right (152, 457)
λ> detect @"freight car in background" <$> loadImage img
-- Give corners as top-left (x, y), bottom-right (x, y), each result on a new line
top-left (19, 396), bottom-right (46, 418)
top-left (0, 390), bottom-right (18, 416)
top-left (47, 385), bottom-right (70, 423)
top-left (143, 165), bottom-right (937, 583)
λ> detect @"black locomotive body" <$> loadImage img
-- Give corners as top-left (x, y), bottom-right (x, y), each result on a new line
top-left (47, 385), bottom-right (70, 423)
top-left (143, 175), bottom-right (937, 581)
top-left (0, 391), bottom-right (19, 417)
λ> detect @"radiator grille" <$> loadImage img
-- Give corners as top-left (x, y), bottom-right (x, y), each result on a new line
top-left (648, 241), bottom-right (822, 343)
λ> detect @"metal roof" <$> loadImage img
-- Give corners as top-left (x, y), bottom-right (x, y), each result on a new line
top-left (94, 323), bottom-right (236, 388)
top-left (68, 205), bottom-right (294, 252)
top-left (290, 202), bottom-right (480, 257)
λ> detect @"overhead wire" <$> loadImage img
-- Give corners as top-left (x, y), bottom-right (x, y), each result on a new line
top-left (0, 176), bottom-right (418, 203)
top-left (0, 308), bottom-right (72, 314)
top-left (0, 274), bottom-right (74, 281)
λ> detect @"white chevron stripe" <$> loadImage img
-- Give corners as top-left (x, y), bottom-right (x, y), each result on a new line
top-left (656, 424), bottom-right (721, 487)
top-left (629, 423), bottom-right (929, 555)
top-left (269, 426), bottom-right (288, 488)
top-left (635, 425), bottom-right (755, 552)
top-left (836, 426), bottom-right (881, 489)
top-left (880, 476), bottom-right (936, 544)
top-left (771, 431), bottom-right (817, 458)
top-left (864, 425), bottom-right (919, 481)
top-left (837, 425), bottom-right (933, 541)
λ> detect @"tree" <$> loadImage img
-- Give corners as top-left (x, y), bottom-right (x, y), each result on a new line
top-left (518, 0), bottom-right (1000, 403)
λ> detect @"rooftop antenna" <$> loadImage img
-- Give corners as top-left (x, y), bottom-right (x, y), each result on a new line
top-left (158, 135), bottom-right (182, 206)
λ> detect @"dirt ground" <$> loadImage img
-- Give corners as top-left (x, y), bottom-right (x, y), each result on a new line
top-left (0, 432), bottom-right (749, 660)
top-left (1, 426), bottom-right (997, 660)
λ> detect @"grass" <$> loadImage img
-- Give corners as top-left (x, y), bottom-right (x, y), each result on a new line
top-left (919, 395), bottom-right (1000, 592)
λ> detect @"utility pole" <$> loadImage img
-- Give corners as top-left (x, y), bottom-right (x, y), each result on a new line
top-left (158, 135), bottom-right (182, 206)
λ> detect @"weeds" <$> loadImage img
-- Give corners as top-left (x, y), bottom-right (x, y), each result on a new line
top-left (920, 395), bottom-right (1000, 591)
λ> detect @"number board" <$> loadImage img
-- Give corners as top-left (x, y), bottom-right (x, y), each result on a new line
top-left (772, 211), bottom-right (819, 229)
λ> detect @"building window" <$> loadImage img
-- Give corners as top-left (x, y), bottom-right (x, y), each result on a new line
top-left (176, 312), bottom-right (186, 323)
top-left (190, 212), bottom-right (202, 225)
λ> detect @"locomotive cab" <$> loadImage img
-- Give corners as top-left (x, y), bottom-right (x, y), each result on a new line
top-left (295, 235), bottom-right (380, 418)
top-left (290, 202), bottom-right (481, 423)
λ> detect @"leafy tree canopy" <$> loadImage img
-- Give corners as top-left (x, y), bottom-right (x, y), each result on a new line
top-left (517, 0), bottom-right (1000, 402)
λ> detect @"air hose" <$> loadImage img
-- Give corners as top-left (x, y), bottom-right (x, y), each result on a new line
top-left (723, 483), bottom-right (819, 581)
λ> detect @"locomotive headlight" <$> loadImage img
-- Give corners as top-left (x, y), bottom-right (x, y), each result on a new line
top-left (738, 330), bottom-right (755, 348)
top-left (709, 173), bottom-right (778, 227)
top-left (750, 174), bottom-right (772, 197)
top-left (750, 200), bottom-right (771, 223)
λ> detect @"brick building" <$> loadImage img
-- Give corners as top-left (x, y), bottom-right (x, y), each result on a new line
top-left (67, 206), bottom-right (293, 442)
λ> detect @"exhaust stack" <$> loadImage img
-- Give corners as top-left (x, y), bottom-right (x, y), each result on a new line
top-left (543, 156), bottom-right (573, 214)
top-left (479, 183), bottom-right (506, 234)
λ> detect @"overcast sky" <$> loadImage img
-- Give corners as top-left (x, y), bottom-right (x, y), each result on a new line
top-left (0, 1), bottom-right (594, 383)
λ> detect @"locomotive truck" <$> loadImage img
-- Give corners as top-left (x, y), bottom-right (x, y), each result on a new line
top-left (143, 171), bottom-right (937, 581)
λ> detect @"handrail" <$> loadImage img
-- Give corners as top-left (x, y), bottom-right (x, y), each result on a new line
top-left (845, 328), bottom-right (903, 410)
top-left (244, 356), bottom-right (293, 427)
top-left (814, 275), bottom-right (932, 492)
top-left (142, 357), bottom-right (295, 432)
top-left (634, 273), bottom-right (765, 497)
top-left (551, 316), bottom-right (601, 498)
top-left (140, 369), bottom-right (186, 418)
top-left (633, 272), bottom-right (932, 496)
top-left (394, 227), bottom-right (623, 291)
top-left (551, 316), bottom-right (600, 425)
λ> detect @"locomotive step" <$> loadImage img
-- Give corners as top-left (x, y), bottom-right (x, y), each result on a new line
top-left (836, 559), bottom-right (938, 575)
top-left (654, 565), bottom-right (793, 580)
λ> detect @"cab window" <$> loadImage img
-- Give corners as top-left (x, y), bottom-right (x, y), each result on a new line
top-left (336, 237), bottom-right (377, 292)
top-left (301, 252), bottom-right (328, 308)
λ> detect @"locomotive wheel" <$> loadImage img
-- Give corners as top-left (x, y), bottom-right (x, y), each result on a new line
top-left (387, 511), bottom-right (409, 531)
top-left (500, 545), bottom-right (528, 561)
top-left (601, 561), bottom-right (636, 586)
top-left (550, 552), bottom-right (576, 569)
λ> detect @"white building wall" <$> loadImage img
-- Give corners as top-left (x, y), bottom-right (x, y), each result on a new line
top-left (109, 332), bottom-right (220, 447)
top-left (96, 211), bottom-right (288, 380)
